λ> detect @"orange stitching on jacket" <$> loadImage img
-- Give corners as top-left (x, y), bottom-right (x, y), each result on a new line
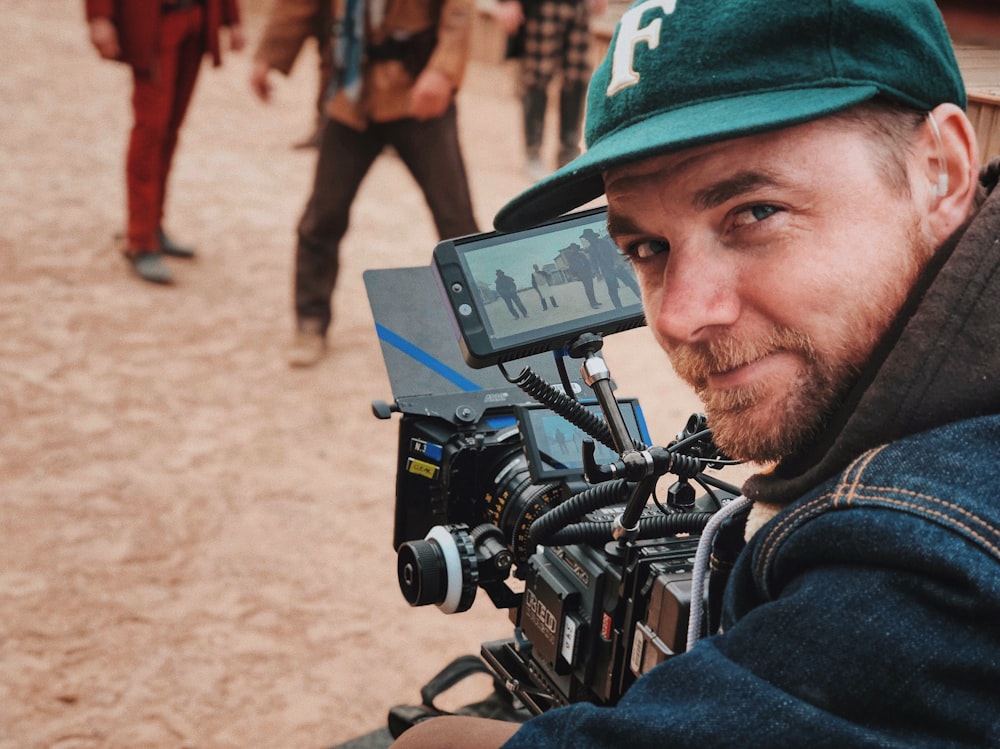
top-left (757, 485), bottom-right (1000, 595)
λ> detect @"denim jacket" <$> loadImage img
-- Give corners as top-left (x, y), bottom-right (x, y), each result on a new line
top-left (502, 166), bottom-right (1000, 747)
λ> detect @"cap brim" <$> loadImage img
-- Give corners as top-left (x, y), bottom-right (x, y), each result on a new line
top-left (494, 85), bottom-right (880, 232)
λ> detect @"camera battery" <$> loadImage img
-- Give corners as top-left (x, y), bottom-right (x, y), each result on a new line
top-left (629, 570), bottom-right (692, 677)
top-left (521, 568), bottom-right (579, 674)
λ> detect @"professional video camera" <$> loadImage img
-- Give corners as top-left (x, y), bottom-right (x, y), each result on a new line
top-left (364, 207), bottom-right (741, 721)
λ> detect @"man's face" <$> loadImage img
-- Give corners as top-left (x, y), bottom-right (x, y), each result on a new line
top-left (605, 118), bottom-right (936, 463)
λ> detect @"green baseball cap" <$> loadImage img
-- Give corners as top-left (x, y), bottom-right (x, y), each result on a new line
top-left (494, 0), bottom-right (966, 232)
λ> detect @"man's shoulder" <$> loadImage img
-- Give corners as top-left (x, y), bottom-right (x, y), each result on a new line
top-left (785, 414), bottom-right (1000, 512)
top-left (851, 414), bottom-right (1000, 495)
top-left (754, 415), bottom-right (1000, 574)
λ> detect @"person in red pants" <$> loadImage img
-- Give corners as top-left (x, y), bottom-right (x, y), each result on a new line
top-left (85, 0), bottom-right (244, 284)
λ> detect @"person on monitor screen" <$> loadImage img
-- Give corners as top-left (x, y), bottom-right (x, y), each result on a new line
top-left (581, 226), bottom-right (637, 309)
top-left (495, 269), bottom-right (529, 319)
top-left (531, 263), bottom-right (559, 310)
top-left (392, 0), bottom-right (1000, 745)
top-left (563, 241), bottom-right (601, 309)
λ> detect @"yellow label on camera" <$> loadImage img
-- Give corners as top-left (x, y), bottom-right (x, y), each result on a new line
top-left (406, 458), bottom-right (439, 480)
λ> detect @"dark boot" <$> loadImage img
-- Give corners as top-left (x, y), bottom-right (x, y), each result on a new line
top-left (156, 228), bottom-right (195, 259)
top-left (557, 81), bottom-right (587, 167)
top-left (126, 250), bottom-right (173, 285)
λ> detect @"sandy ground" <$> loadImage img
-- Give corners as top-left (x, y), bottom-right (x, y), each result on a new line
top-left (0, 2), bottom-right (721, 747)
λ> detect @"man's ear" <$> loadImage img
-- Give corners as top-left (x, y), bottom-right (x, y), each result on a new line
top-left (921, 103), bottom-right (980, 244)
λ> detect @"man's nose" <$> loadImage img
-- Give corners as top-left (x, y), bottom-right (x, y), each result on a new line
top-left (649, 246), bottom-right (740, 345)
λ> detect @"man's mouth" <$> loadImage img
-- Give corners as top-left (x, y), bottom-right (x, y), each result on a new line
top-left (705, 351), bottom-right (792, 390)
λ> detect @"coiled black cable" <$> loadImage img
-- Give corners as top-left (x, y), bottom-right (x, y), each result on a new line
top-left (527, 473), bottom-right (716, 547)
top-left (542, 510), bottom-right (714, 546)
top-left (528, 480), bottom-right (631, 546)
top-left (659, 451), bottom-right (705, 480)
top-left (502, 365), bottom-right (617, 450)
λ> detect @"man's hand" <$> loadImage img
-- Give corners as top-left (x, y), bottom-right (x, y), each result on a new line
top-left (408, 68), bottom-right (454, 120)
top-left (88, 17), bottom-right (120, 60)
top-left (491, 0), bottom-right (524, 35)
top-left (229, 23), bottom-right (246, 52)
top-left (249, 59), bottom-right (273, 101)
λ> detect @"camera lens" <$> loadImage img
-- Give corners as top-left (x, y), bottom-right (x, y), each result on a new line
top-left (397, 525), bottom-right (478, 613)
top-left (484, 454), bottom-right (565, 567)
top-left (397, 538), bottom-right (446, 606)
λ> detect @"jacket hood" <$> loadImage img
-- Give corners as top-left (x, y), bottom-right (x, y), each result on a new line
top-left (744, 159), bottom-right (1000, 506)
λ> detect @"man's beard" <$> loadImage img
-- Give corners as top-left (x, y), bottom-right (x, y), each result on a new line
top-left (669, 327), bottom-right (859, 463)
top-left (668, 239), bottom-right (938, 463)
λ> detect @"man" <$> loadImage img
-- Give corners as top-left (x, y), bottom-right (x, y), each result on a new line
top-left (563, 241), bottom-right (600, 308)
top-left (251, 0), bottom-right (480, 366)
top-left (581, 225), bottom-right (637, 308)
top-left (393, 0), bottom-right (1000, 745)
top-left (492, 0), bottom-right (606, 180)
top-left (85, 0), bottom-right (244, 285)
top-left (530, 262), bottom-right (558, 310)
top-left (495, 269), bottom-right (528, 319)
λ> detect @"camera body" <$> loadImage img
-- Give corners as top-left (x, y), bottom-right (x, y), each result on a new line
top-left (487, 523), bottom-right (703, 712)
top-left (387, 389), bottom-right (727, 711)
top-left (365, 209), bottom-right (737, 716)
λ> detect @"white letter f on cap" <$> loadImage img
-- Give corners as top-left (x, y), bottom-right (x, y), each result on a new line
top-left (606, 0), bottom-right (677, 96)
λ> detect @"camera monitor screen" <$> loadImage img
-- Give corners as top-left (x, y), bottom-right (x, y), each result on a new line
top-left (433, 207), bottom-right (646, 368)
top-left (515, 399), bottom-right (651, 482)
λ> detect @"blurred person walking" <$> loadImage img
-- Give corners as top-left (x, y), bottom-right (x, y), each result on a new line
top-left (492, 0), bottom-right (606, 180)
top-left (85, 0), bottom-right (244, 285)
top-left (251, 0), bottom-right (480, 367)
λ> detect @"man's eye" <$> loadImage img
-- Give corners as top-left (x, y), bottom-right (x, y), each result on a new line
top-left (630, 239), bottom-right (670, 260)
top-left (732, 204), bottom-right (780, 227)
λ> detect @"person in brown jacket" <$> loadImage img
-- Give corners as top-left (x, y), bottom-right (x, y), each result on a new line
top-left (85, 0), bottom-right (244, 284)
top-left (250, 0), bottom-right (480, 366)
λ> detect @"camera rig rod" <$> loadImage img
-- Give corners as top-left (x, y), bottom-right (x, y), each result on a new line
top-left (569, 335), bottom-right (664, 540)
top-left (571, 334), bottom-right (642, 456)
top-left (613, 475), bottom-right (658, 540)
top-left (581, 356), bottom-right (636, 456)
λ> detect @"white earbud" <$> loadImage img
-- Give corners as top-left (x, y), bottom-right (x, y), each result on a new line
top-left (933, 171), bottom-right (949, 198)
top-left (927, 112), bottom-right (948, 198)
